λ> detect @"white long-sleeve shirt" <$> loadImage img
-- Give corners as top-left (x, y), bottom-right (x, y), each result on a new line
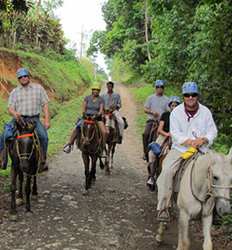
top-left (170, 103), bottom-right (218, 153)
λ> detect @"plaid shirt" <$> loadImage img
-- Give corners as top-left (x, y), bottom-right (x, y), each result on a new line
top-left (8, 83), bottom-right (49, 116)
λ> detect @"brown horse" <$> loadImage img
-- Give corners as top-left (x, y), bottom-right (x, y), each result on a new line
top-left (8, 118), bottom-right (40, 221)
top-left (147, 137), bottom-right (171, 191)
top-left (104, 110), bottom-right (118, 174)
top-left (78, 114), bottom-right (105, 194)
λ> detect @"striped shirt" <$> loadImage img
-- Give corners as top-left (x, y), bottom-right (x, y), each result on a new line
top-left (8, 83), bottom-right (49, 116)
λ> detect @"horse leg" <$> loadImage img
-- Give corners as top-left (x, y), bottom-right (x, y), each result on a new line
top-left (177, 209), bottom-right (190, 250)
top-left (202, 215), bottom-right (213, 250)
top-left (111, 143), bottom-right (116, 169)
top-left (82, 153), bottom-right (90, 192)
top-left (10, 167), bottom-right (18, 221)
top-left (32, 176), bottom-right (38, 200)
top-left (16, 170), bottom-right (24, 206)
top-left (25, 175), bottom-right (32, 212)
top-left (91, 156), bottom-right (97, 185)
top-left (105, 145), bottom-right (110, 175)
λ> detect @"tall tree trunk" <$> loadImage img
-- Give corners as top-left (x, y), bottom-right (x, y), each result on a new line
top-left (145, 0), bottom-right (151, 61)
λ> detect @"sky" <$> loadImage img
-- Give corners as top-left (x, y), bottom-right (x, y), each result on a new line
top-left (55, 0), bottom-right (107, 72)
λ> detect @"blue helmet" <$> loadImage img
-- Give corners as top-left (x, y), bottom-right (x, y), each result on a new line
top-left (168, 96), bottom-right (181, 106)
top-left (154, 79), bottom-right (165, 87)
top-left (16, 68), bottom-right (29, 78)
top-left (182, 82), bottom-right (199, 94)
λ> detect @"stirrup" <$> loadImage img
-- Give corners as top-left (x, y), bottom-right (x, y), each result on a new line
top-left (157, 209), bottom-right (170, 222)
top-left (63, 143), bottom-right (73, 153)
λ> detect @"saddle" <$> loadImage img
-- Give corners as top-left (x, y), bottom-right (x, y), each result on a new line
top-left (173, 152), bottom-right (199, 193)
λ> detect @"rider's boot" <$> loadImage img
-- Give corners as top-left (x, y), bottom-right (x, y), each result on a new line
top-left (38, 149), bottom-right (48, 173)
top-left (0, 148), bottom-right (8, 170)
top-left (63, 128), bottom-right (77, 153)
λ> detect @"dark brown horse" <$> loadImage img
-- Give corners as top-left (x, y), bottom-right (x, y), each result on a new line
top-left (104, 110), bottom-right (118, 174)
top-left (147, 137), bottom-right (171, 191)
top-left (78, 114), bottom-right (105, 194)
top-left (8, 118), bottom-right (40, 221)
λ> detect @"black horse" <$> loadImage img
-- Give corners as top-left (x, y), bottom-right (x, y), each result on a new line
top-left (8, 118), bottom-right (40, 221)
top-left (78, 114), bottom-right (105, 194)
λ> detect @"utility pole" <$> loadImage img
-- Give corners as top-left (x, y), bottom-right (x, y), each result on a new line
top-left (79, 27), bottom-right (84, 59)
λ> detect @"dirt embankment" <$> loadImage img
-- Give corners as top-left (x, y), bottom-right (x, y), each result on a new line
top-left (0, 50), bottom-right (55, 100)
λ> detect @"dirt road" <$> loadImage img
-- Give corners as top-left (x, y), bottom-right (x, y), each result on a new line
top-left (0, 84), bottom-right (229, 250)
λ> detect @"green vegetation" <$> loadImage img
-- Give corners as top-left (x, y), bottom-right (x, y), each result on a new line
top-left (88, 0), bottom-right (232, 151)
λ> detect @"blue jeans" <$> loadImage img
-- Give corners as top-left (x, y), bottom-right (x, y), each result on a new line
top-left (0, 118), bottom-right (48, 154)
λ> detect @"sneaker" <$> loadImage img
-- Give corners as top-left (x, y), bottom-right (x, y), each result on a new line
top-left (38, 162), bottom-right (48, 173)
top-left (117, 136), bottom-right (122, 144)
top-left (157, 210), bottom-right (170, 222)
top-left (63, 144), bottom-right (72, 153)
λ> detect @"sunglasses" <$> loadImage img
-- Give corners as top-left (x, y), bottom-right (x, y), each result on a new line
top-left (18, 75), bottom-right (29, 79)
top-left (183, 93), bottom-right (198, 98)
top-left (156, 86), bottom-right (164, 89)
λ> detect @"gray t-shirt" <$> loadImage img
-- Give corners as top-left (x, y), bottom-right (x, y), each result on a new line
top-left (84, 95), bottom-right (104, 115)
top-left (144, 94), bottom-right (169, 120)
top-left (101, 92), bottom-right (121, 110)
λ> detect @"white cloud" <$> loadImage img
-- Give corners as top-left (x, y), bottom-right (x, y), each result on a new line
top-left (56, 0), bottom-right (108, 74)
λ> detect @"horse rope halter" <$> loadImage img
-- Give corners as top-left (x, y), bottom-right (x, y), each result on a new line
top-left (190, 154), bottom-right (232, 206)
top-left (81, 118), bottom-right (103, 154)
top-left (16, 131), bottom-right (40, 164)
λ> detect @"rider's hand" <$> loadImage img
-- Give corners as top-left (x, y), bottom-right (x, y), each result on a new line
top-left (152, 111), bottom-right (159, 118)
top-left (44, 120), bottom-right (50, 130)
top-left (14, 112), bottom-right (21, 120)
top-left (183, 139), bottom-right (195, 147)
top-left (191, 138), bottom-right (206, 148)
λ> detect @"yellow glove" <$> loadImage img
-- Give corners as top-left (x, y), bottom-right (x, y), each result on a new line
top-left (181, 147), bottom-right (198, 160)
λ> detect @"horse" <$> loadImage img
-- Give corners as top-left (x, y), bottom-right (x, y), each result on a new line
top-left (104, 110), bottom-right (118, 174)
top-left (78, 114), bottom-right (105, 194)
top-left (8, 118), bottom-right (40, 221)
top-left (147, 137), bottom-right (171, 191)
top-left (156, 148), bottom-right (232, 250)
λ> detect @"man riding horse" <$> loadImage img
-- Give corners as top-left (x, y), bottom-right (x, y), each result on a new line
top-left (143, 80), bottom-right (169, 161)
top-left (63, 83), bottom-right (108, 156)
top-left (156, 81), bottom-right (218, 222)
top-left (0, 68), bottom-right (50, 172)
top-left (101, 81), bottom-right (125, 144)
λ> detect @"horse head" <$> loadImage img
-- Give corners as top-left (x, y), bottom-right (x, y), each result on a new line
top-left (81, 114), bottom-right (99, 147)
top-left (210, 147), bottom-right (232, 216)
top-left (14, 118), bottom-right (37, 174)
top-left (104, 109), bottom-right (115, 129)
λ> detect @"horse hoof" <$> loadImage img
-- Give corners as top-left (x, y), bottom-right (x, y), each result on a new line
top-left (105, 170), bottom-right (110, 176)
top-left (16, 198), bottom-right (24, 207)
top-left (82, 189), bottom-right (89, 196)
top-left (31, 195), bottom-right (38, 201)
top-left (9, 214), bottom-right (18, 222)
top-left (155, 234), bottom-right (163, 243)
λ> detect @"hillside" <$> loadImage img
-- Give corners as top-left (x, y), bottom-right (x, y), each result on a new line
top-left (0, 48), bottom-right (96, 131)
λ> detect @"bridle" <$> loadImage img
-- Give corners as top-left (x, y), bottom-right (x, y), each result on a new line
top-left (190, 155), bottom-right (232, 205)
top-left (15, 132), bottom-right (40, 162)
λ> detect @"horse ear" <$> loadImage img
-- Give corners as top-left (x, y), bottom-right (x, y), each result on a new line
top-left (227, 147), bottom-right (232, 164)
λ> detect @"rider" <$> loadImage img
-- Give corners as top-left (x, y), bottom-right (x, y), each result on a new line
top-left (101, 81), bottom-right (124, 144)
top-left (63, 83), bottom-right (107, 154)
top-left (0, 68), bottom-right (50, 172)
top-left (143, 80), bottom-right (169, 161)
top-left (156, 82), bottom-right (217, 222)
top-left (147, 96), bottom-right (181, 188)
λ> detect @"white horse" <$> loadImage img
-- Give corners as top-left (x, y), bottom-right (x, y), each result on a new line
top-left (157, 148), bottom-right (232, 250)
